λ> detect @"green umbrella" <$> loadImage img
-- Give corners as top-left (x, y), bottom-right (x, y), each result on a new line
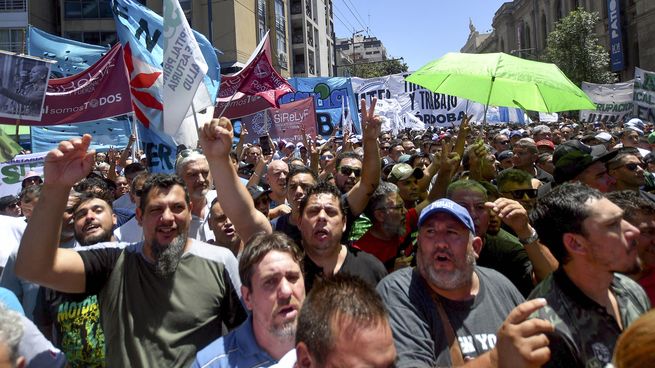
top-left (406, 52), bottom-right (596, 113)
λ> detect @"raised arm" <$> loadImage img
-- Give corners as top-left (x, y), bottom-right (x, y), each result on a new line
top-left (15, 135), bottom-right (95, 293)
top-left (200, 118), bottom-right (272, 241)
top-left (345, 98), bottom-right (382, 216)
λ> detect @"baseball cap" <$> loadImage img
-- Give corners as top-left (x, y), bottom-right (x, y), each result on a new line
top-left (497, 150), bottom-right (513, 161)
top-left (553, 140), bottom-right (618, 184)
top-left (0, 195), bottom-right (18, 211)
top-left (387, 163), bottom-right (424, 183)
top-left (536, 140), bottom-right (555, 151)
top-left (418, 199), bottom-right (476, 233)
top-left (398, 154), bottom-right (412, 164)
top-left (627, 118), bottom-right (645, 130)
top-left (510, 130), bottom-right (522, 139)
top-left (595, 132), bottom-right (612, 143)
top-left (247, 185), bottom-right (271, 201)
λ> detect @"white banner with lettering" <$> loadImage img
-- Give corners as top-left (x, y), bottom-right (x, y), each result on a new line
top-left (579, 80), bottom-right (633, 123)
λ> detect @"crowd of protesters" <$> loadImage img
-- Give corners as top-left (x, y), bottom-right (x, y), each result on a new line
top-left (0, 99), bottom-right (654, 367)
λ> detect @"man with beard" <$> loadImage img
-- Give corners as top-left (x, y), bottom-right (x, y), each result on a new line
top-left (14, 134), bottom-right (246, 368)
top-left (354, 182), bottom-right (413, 271)
top-left (377, 199), bottom-right (555, 367)
top-left (36, 192), bottom-right (119, 367)
top-left (176, 149), bottom-right (216, 242)
top-left (193, 232), bottom-right (305, 367)
top-left (606, 190), bottom-right (655, 305)
top-left (529, 182), bottom-right (650, 367)
top-left (447, 180), bottom-right (558, 297)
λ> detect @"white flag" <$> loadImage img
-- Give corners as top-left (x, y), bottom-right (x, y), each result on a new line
top-left (163, 0), bottom-right (210, 139)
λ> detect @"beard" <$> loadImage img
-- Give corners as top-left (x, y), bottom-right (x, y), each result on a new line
top-left (77, 229), bottom-right (113, 246)
top-left (382, 217), bottom-right (407, 238)
top-left (269, 319), bottom-right (296, 339)
top-left (419, 245), bottom-right (476, 291)
top-left (151, 234), bottom-right (187, 278)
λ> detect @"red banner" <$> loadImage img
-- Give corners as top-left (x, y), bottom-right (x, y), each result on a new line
top-left (217, 32), bottom-right (293, 109)
top-left (0, 44), bottom-right (132, 126)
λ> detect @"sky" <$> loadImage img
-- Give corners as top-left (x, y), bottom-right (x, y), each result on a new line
top-left (332, 0), bottom-right (508, 71)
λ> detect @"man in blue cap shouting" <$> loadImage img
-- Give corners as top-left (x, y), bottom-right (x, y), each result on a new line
top-left (377, 198), bottom-right (555, 367)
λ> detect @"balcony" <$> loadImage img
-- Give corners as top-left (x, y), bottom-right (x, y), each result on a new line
top-left (0, 0), bottom-right (26, 11)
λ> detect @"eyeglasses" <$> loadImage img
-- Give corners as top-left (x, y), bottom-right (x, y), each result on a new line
top-left (497, 140), bottom-right (510, 145)
top-left (4, 203), bottom-right (18, 209)
top-left (339, 166), bottom-right (361, 177)
top-left (177, 148), bottom-right (203, 158)
top-left (503, 189), bottom-right (538, 200)
top-left (321, 155), bottom-right (334, 160)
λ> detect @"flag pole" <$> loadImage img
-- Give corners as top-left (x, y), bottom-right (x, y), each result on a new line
top-left (130, 113), bottom-right (139, 159)
top-left (216, 87), bottom-right (241, 119)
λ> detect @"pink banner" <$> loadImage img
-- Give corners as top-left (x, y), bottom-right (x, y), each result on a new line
top-left (268, 97), bottom-right (317, 142)
top-left (238, 97), bottom-right (317, 144)
top-left (0, 44), bottom-right (132, 126)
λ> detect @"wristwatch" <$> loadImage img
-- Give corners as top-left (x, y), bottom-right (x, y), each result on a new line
top-left (519, 227), bottom-right (539, 245)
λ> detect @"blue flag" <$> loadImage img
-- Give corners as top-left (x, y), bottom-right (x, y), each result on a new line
top-left (111, 0), bottom-right (220, 130)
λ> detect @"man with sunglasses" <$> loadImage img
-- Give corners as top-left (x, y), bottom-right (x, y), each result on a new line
top-left (607, 151), bottom-right (647, 192)
top-left (0, 195), bottom-right (21, 217)
top-left (497, 169), bottom-right (538, 213)
top-left (492, 133), bottom-right (510, 155)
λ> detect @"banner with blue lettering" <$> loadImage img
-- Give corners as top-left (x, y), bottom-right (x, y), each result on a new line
top-left (26, 26), bottom-right (132, 153)
top-left (136, 121), bottom-right (177, 174)
top-left (607, 0), bottom-right (625, 72)
top-left (280, 77), bottom-right (361, 137)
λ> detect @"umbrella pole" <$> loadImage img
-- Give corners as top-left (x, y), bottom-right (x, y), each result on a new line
top-left (481, 76), bottom-right (495, 139)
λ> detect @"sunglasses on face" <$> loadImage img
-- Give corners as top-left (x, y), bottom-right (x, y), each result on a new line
top-left (497, 140), bottom-right (510, 145)
top-left (339, 166), bottom-right (361, 177)
top-left (321, 155), bottom-right (334, 160)
top-left (503, 189), bottom-right (538, 199)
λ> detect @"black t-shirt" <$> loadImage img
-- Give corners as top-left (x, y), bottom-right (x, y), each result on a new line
top-left (535, 166), bottom-right (554, 184)
top-left (273, 213), bottom-right (303, 249)
top-left (303, 247), bottom-right (387, 292)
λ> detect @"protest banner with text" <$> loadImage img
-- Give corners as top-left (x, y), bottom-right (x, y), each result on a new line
top-left (579, 81), bottom-right (633, 123)
top-left (634, 67), bottom-right (655, 122)
top-left (280, 77), bottom-right (360, 137)
top-left (0, 152), bottom-right (46, 197)
top-left (0, 44), bottom-right (132, 126)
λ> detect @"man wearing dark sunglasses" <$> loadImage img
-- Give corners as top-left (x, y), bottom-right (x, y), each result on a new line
top-left (492, 133), bottom-right (510, 155)
top-left (497, 169), bottom-right (538, 213)
top-left (0, 195), bottom-right (21, 217)
top-left (608, 151), bottom-right (646, 192)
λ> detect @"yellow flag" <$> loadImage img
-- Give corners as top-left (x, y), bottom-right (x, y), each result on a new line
top-left (0, 130), bottom-right (23, 163)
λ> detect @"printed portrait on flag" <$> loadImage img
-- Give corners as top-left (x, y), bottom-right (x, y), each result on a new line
top-left (0, 52), bottom-right (51, 121)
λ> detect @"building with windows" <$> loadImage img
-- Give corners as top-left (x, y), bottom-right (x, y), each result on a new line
top-left (0, 0), bottom-right (298, 77)
top-left (462, 0), bottom-right (655, 81)
top-left (334, 34), bottom-right (388, 76)
top-left (0, 0), bottom-right (57, 53)
top-left (288, 0), bottom-right (335, 77)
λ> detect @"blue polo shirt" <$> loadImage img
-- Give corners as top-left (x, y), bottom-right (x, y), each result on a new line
top-left (192, 315), bottom-right (277, 368)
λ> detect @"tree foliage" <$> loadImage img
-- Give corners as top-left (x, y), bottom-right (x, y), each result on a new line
top-left (350, 58), bottom-right (409, 78)
top-left (544, 8), bottom-right (616, 86)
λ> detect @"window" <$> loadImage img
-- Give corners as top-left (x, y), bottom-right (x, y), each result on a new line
top-left (0, 28), bottom-right (25, 53)
top-left (0, 0), bottom-right (26, 11)
top-left (64, 0), bottom-right (112, 19)
top-left (257, 0), bottom-right (267, 41)
top-left (64, 31), bottom-right (116, 46)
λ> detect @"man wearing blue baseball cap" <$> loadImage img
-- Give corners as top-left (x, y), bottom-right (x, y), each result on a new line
top-left (377, 199), bottom-right (554, 367)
